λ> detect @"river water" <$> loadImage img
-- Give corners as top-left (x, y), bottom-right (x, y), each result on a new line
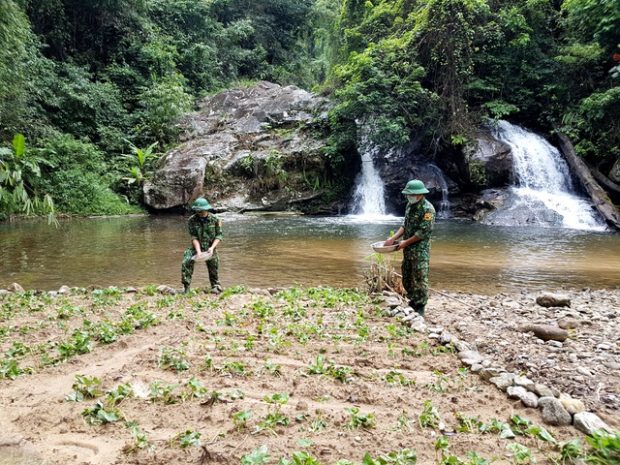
top-left (1, 214), bottom-right (619, 293)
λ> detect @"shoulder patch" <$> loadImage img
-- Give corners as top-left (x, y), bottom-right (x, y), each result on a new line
top-left (423, 212), bottom-right (434, 221)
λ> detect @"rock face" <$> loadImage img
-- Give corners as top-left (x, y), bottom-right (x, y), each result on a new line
top-left (465, 132), bottom-right (513, 189)
top-left (144, 82), bottom-right (331, 212)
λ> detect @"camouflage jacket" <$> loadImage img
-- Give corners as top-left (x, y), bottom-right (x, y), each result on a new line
top-left (188, 214), bottom-right (223, 248)
top-left (402, 198), bottom-right (435, 259)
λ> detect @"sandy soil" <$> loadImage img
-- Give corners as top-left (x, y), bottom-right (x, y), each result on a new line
top-left (0, 287), bottom-right (601, 465)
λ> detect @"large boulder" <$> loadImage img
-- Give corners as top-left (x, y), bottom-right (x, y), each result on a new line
top-left (465, 132), bottom-right (513, 189)
top-left (144, 82), bottom-right (330, 212)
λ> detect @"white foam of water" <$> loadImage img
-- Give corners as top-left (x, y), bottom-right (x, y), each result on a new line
top-left (494, 121), bottom-right (606, 231)
top-left (350, 123), bottom-right (387, 217)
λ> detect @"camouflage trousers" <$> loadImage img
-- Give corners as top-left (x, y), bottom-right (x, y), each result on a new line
top-left (401, 256), bottom-right (429, 314)
top-left (181, 247), bottom-right (220, 288)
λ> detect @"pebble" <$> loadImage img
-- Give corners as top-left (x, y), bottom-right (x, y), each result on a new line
top-left (458, 350), bottom-right (484, 366)
top-left (547, 340), bottom-right (563, 348)
top-left (596, 343), bottom-right (612, 351)
top-left (576, 367), bottom-right (592, 377)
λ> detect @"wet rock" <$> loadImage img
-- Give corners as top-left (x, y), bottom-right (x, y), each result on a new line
top-left (465, 132), bottom-right (513, 189)
top-left (7, 282), bottom-right (24, 293)
top-left (520, 324), bottom-right (569, 342)
top-left (125, 287), bottom-right (138, 293)
top-left (489, 373), bottom-right (515, 392)
top-left (538, 397), bottom-right (572, 426)
top-left (536, 294), bottom-right (571, 308)
top-left (559, 395), bottom-right (585, 415)
top-left (573, 412), bottom-right (612, 435)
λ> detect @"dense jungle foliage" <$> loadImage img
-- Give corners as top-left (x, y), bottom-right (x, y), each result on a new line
top-left (0, 0), bottom-right (619, 218)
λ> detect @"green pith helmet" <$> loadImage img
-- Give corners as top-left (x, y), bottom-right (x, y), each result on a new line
top-left (191, 197), bottom-right (213, 212)
top-left (401, 179), bottom-right (429, 195)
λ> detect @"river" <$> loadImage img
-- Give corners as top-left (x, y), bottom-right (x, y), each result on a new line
top-left (1, 214), bottom-right (619, 293)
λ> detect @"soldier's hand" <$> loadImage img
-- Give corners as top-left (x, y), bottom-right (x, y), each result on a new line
top-left (397, 241), bottom-right (406, 251)
top-left (384, 238), bottom-right (395, 246)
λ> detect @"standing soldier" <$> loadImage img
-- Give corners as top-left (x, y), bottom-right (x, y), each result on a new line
top-left (384, 180), bottom-right (435, 316)
top-left (181, 197), bottom-right (223, 293)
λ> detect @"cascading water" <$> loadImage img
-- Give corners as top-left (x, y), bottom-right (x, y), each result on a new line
top-left (350, 123), bottom-right (388, 217)
top-left (487, 121), bottom-right (605, 230)
top-left (428, 164), bottom-right (451, 218)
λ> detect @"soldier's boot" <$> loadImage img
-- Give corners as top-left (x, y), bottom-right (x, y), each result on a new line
top-left (183, 284), bottom-right (190, 294)
top-left (211, 284), bottom-right (222, 294)
top-left (414, 306), bottom-right (425, 317)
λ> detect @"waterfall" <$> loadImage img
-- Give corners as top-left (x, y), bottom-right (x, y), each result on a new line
top-left (488, 121), bottom-right (605, 230)
top-left (350, 123), bottom-right (387, 217)
top-left (428, 164), bottom-right (451, 218)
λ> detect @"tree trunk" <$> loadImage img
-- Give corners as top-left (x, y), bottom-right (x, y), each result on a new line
top-left (556, 133), bottom-right (620, 230)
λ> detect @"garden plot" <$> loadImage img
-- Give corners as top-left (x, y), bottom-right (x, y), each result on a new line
top-left (0, 287), bottom-right (613, 465)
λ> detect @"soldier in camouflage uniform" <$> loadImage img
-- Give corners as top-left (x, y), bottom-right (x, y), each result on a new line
top-left (384, 180), bottom-right (435, 316)
top-left (181, 197), bottom-right (223, 293)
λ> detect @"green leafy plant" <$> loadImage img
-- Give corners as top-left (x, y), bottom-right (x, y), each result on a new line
top-left (0, 134), bottom-right (55, 221)
top-left (177, 429), bottom-right (201, 449)
top-left (585, 430), bottom-right (620, 465)
top-left (346, 407), bottom-right (376, 430)
top-left (506, 443), bottom-right (534, 465)
top-left (242, 445), bottom-right (270, 465)
top-left (418, 400), bottom-right (440, 429)
top-left (67, 374), bottom-right (103, 401)
top-left (159, 346), bottom-right (190, 372)
top-left (232, 410), bottom-right (253, 431)
top-left (82, 400), bottom-right (122, 425)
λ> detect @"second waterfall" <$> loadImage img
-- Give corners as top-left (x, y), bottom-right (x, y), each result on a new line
top-left (350, 123), bottom-right (388, 217)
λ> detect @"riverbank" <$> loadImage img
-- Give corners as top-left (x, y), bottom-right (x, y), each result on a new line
top-left (0, 285), bottom-right (618, 464)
